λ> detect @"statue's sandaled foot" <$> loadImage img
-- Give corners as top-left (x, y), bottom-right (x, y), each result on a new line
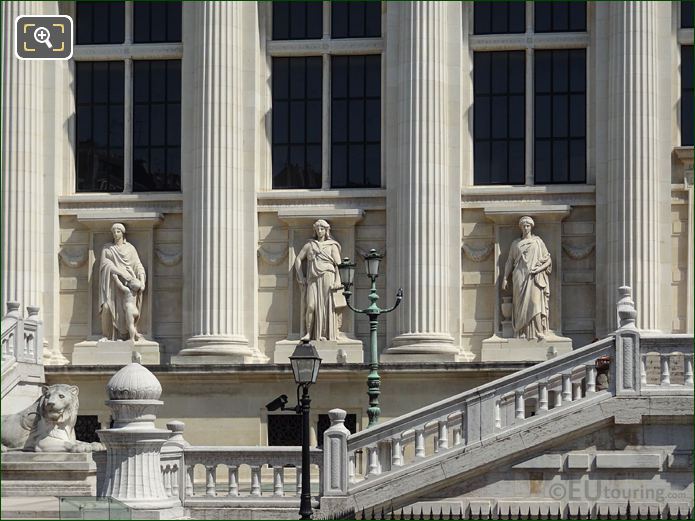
top-left (301, 333), bottom-right (311, 341)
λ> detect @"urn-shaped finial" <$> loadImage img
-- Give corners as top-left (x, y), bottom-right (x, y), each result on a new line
top-left (105, 360), bottom-right (163, 429)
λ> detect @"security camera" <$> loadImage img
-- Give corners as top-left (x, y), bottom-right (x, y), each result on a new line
top-left (266, 394), bottom-right (289, 412)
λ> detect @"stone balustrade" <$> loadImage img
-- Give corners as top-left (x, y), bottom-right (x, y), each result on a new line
top-left (639, 335), bottom-right (695, 392)
top-left (1, 302), bottom-right (42, 367)
top-left (182, 446), bottom-right (323, 501)
top-left (341, 336), bottom-right (615, 486)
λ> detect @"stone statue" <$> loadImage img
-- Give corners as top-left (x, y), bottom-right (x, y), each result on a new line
top-left (100, 223), bottom-right (146, 341)
top-left (1, 384), bottom-right (102, 452)
top-left (501, 216), bottom-right (551, 340)
top-left (294, 219), bottom-right (346, 341)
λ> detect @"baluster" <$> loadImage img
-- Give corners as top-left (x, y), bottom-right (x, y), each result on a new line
top-left (391, 436), bottom-right (403, 467)
top-left (250, 466), bottom-right (262, 496)
top-left (348, 454), bottom-right (356, 484)
top-left (537, 381), bottom-right (549, 412)
top-left (273, 466), bottom-right (284, 497)
top-left (185, 466), bottom-right (194, 497)
top-left (367, 446), bottom-right (380, 476)
top-left (640, 354), bottom-right (648, 385)
top-left (514, 391), bottom-right (525, 420)
top-left (453, 427), bottom-right (462, 446)
top-left (561, 374), bottom-right (572, 403)
top-left (494, 399), bottom-right (501, 429)
top-left (684, 354), bottom-right (694, 386)
top-left (585, 365), bottom-right (597, 394)
top-left (414, 429), bottom-right (426, 458)
top-left (205, 465), bottom-right (216, 497)
top-left (163, 465), bottom-right (172, 496)
top-left (437, 420), bottom-right (449, 450)
top-left (295, 467), bottom-right (302, 496)
top-left (227, 465), bottom-right (239, 497)
top-left (660, 353), bottom-right (671, 386)
top-left (572, 381), bottom-right (582, 401)
top-left (171, 464), bottom-right (179, 498)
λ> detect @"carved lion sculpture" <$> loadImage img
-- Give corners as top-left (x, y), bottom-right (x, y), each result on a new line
top-left (1, 384), bottom-right (103, 452)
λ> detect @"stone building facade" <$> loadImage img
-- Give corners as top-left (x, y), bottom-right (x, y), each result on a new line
top-left (2, 1), bottom-right (693, 446)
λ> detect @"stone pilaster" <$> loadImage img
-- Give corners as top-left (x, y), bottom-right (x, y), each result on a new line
top-left (384, 2), bottom-right (460, 360)
top-left (178, 2), bottom-right (264, 362)
top-left (599, 2), bottom-right (671, 333)
top-left (1, 2), bottom-right (44, 313)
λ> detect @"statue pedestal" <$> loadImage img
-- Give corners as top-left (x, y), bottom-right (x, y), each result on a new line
top-left (480, 334), bottom-right (573, 362)
top-left (72, 339), bottom-right (160, 366)
top-left (273, 338), bottom-right (363, 364)
top-left (0, 452), bottom-right (97, 497)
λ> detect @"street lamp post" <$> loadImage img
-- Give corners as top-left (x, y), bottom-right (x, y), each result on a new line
top-left (339, 250), bottom-right (403, 427)
top-left (266, 341), bottom-right (322, 519)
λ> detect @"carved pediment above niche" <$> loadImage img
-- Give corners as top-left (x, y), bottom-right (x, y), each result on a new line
top-left (277, 208), bottom-right (364, 227)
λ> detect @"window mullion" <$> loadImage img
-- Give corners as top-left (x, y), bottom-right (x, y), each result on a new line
top-left (125, 1), bottom-right (133, 44)
top-left (525, 47), bottom-right (534, 186)
top-left (322, 52), bottom-right (330, 190)
top-left (124, 58), bottom-right (133, 193)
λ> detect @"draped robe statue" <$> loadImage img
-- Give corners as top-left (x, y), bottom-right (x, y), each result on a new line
top-left (502, 216), bottom-right (552, 340)
top-left (99, 223), bottom-right (146, 341)
top-left (294, 220), bottom-right (345, 341)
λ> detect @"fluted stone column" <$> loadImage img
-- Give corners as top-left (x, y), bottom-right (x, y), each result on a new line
top-left (178, 2), bottom-right (264, 362)
top-left (600, 2), bottom-right (671, 333)
top-left (1, 2), bottom-right (44, 313)
top-left (384, 2), bottom-right (461, 360)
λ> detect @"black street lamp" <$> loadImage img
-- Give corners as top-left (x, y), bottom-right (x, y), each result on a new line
top-left (267, 340), bottom-right (322, 519)
top-left (338, 250), bottom-right (403, 427)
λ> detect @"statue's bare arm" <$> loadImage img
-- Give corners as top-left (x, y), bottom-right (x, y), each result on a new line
top-left (502, 249), bottom-right (514, 291)
top-left (295, 243), bottom-right (310, 285)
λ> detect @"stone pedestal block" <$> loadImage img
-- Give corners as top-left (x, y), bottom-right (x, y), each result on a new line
top-left (480, 335), bottom-right (573, 362)
top-left (72, 339), bottom-right (160, 365)
top-left (0, 452), bottom-right (96, 497)
top-left (273, 338), bottom-right (363, 364)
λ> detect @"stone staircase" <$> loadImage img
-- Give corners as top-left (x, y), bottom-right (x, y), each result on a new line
top-left (318, 327), bottom-right (694, 517)
top-left (1, 302), bottom-right (45, 414)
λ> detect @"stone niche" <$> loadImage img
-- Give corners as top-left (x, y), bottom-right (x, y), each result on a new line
top-left (272, 209), bottom-right (364, 364)
top-left (71, 211), bottom-right (162, 365)
top-left (481, 206), bottom-right (573, 362)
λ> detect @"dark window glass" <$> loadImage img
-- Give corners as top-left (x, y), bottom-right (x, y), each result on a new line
top-left (474, 2), bottom-right (525, 35)
top-left (331, 55), bottom-right (381, 188)
top-left (682, 46), bottom-right (694, 146)
top-left (683, 1), bottom-right (694, 29)
top-left (268, 415), bottom-right (302, 446)
top-left (317, 414), bottom-right (357, 448)
top-left (534, 49), bottom-right (586, 184)
top-left (332, 1), bottom-right (381, 38)
top-left (76, 62), bottom-right (124, 192)
top-left (75, 416), bottom-right (101, 443)
top-left (273, 1), bottom-right (322, 40)
top-left (273, 57), bottom-right (322, 188)
top-left (134, 1), bottom-right (182, 43)
top-left (473, 51), bottom-right (525, 185)
top-left (535, 2), bottom-right (586, 33)
top-left (76, 1), bottom-right (125, 44)
top-left (132, 60), bottom-right (181, 191)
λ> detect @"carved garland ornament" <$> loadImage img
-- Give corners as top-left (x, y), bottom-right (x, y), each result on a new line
top-left (155, 248), bottom-right (183, 267)
top-left (462, 242), bottom-right (494, 262)
top-left (561, 241), bottom-right (595, 260)
top-left (257, 245), bottom-right (289, 266)
top-left (58, 248), bottom-right (88, 268)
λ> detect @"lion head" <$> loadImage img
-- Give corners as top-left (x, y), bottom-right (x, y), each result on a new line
top-left (38, 384), bottom-right (79, 428)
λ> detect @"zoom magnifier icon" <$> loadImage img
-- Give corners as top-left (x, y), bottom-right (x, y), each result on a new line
top-left (34, 26), bottom-right (53, 48)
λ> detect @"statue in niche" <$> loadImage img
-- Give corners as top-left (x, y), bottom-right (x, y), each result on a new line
top-left (294, 219), bottom-right (346, 341)
top-left (501, 216), bottom-right (551, 341)
top-left (99, 223), bottom-right (146, 341)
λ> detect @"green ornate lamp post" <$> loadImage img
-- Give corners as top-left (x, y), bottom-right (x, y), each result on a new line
top-left (339, 250), bottom-right (403, 427)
